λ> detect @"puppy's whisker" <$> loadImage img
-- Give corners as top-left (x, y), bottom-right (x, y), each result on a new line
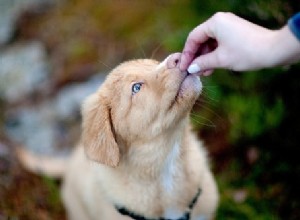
top-left (99, 60), bottom-right (113, 69)
top-left (192, 120), bottom-right (216, 129)
top-left (193, 99), bottom-right (217, 109)
top-left (190, 112), bottom-right (216, 128)
top-left (201, 84), bottom-right (218, 90)
top-left (202, 85), bottom-right (219, 88)
top-left (151, 43), bottom-right (163, 59)
top-left (194, 98), bottom-right (212, 105)
top-left (190, 117), bottom-right (216, 128)
top-left (202, 87), bottom-right (219, 95)
top-left (201, 93), bottom-right (220, 103)
top-left (193, 104), bottom-right (223, 121)
top-left (135, 39), bottom-right (147, 59)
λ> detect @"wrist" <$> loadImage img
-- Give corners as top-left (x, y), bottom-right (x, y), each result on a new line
top-left (250, 29), bottom-right (278, 69)
top-left (267, 26), bottom-right (300, 67)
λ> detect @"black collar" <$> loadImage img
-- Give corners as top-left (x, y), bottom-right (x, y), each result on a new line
top-left (115, 188), bottom-right (201, 220)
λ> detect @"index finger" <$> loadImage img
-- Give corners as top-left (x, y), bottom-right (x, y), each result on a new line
top-left (180, 20), bottom-right (214, 71)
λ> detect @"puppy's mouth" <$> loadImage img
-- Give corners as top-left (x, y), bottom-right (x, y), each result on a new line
top-left (159, 52), bottom-right (202, 111)
top-left (169, 71), bottom-right (191, 109)
top-left (176, 71), bottom-right (190, 97)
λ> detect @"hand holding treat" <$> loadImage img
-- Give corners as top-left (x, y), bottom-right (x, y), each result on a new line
top-left (180, 12), bottom-right (300, 76)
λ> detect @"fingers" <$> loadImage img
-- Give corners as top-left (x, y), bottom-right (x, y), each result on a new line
top-left (180, 21), bottom-right (213, 71)
top-left (187, 50), bottom-right (220, 75)
top-left (202, 70), bottom-right (214, 76)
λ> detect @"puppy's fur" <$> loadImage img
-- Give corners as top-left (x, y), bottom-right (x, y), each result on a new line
top-left (61, 53), bottom-right (218, 220)
top-left (17, 53), bottom-right (218, 219)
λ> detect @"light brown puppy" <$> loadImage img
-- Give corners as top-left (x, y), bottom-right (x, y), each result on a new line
top-left (61, 53), bottom-right (218, 220)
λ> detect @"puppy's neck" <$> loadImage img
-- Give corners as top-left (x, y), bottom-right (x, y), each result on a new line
top-left (96, 118), bottom-right (200, 218)
top-left (119, 119), bottom-right (188, 182)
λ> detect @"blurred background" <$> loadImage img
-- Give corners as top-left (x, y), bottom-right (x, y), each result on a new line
top-left (0, 0), bottom-right (300, 219)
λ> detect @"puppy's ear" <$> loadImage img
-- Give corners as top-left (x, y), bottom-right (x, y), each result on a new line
top-left (81, 93), bottom-right (120, 167)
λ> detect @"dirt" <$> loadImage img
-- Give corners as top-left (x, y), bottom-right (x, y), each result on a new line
top-left (0, 135), bottom-right (66, 220)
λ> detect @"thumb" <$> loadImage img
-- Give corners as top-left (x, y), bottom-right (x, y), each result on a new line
top-left (187, 51), bottom-right (221, 74)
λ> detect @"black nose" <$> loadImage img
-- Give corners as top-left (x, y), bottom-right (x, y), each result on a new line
top-left (167, 53), bottom-right (181, 69)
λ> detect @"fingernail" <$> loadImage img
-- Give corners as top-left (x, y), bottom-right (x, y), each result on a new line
top-left (187, 64), bottom-right (201, 74)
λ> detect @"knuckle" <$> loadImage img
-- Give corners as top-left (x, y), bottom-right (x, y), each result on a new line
top-left (213, 12), bottom-right (225, 20)
top-left (212, 12), bottom-right (232, 22)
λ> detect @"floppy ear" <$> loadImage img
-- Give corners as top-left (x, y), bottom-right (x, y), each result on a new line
top-left (81, 93), bottom-right (120, 167)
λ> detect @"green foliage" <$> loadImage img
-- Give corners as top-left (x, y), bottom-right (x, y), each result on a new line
top-left (224, 93), bottom-right (284, 142)
top-left (41, 176), bottom-right (62, 212)
top-left (216, 162), bottom-right (280, 220)
top-left (210, 70), bottom-right (285, 142)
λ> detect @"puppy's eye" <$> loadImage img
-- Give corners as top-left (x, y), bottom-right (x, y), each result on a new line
top-left (132, 83), bottom-right (142, 95)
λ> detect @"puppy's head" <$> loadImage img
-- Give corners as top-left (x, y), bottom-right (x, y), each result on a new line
top-left (81, 53), bottom-right (202, 167)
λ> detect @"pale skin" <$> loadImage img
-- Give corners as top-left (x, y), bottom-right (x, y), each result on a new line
top-left (180, 12), bottom-right (300, 76)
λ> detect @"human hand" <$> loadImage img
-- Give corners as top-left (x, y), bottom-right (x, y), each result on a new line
top-left (180, 12), bottom-right (278, 75)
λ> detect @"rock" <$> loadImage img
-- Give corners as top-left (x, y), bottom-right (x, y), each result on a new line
top-left (0, 142), bottom-right (9, 157)
top-left (5, 103), bottom-right (61, 156)
top-left (0, 0), bottom-right (54, 45)
top-left (54, 74), bottom-right (106, 119)
top-left (0, 41), bottom-right (49, 103)
top-left (4, 73), bottom-right (106, 156)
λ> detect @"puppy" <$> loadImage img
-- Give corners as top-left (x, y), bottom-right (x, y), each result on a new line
top-left (61, 53), bottom-right (218, 220)
top-left (16, 53), bottom-right (218, 219)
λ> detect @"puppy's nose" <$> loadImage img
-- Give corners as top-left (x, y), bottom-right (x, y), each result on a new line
top-left (167, 53), bottom-right (181, 69)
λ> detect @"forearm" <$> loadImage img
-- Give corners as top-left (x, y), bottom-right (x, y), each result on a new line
top-left (255, 12), bottom-right (300, 69)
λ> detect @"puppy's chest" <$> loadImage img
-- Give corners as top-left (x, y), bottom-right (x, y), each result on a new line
top-left (101, 142), bottom-right (202, 219)
top-left (161, 141), bottom-right (182, 193)
top-left (114, 167), bottom-right (199, 219)
top-left (115, 181), bottom-right (201, 220)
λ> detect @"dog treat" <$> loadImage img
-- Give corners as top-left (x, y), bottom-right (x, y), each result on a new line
top-left (188, 63), bottom-right (201, 74)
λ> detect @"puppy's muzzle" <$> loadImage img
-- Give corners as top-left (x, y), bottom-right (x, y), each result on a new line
top-left (166, 52), bottom-right (181, 69)
top-left (157, 52), bottom-right (182, 70)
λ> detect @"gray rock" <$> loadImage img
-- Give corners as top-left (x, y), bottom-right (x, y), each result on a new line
top-left (5, 103), bottom-right (60, 156)
top-left (5, 73), bottom-right (106, 156)
top-left (54, 74), bottom-right (106, 119)
top-left (0, 41), bottom-right (49, 102)
top-left (0, 142), bottom-right (9, 157)
top-left (0, 0), bottom-right (54, 45)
